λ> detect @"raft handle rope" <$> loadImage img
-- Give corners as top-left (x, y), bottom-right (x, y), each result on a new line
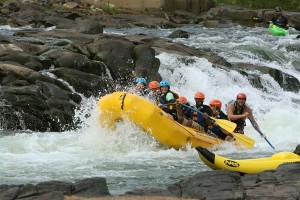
top-left (120, 93), bottom-right (127, 110)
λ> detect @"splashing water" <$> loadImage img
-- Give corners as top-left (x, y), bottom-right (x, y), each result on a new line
top-left (1, 25), bottom-right (300, 194)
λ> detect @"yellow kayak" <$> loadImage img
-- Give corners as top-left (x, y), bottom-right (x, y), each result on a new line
top-left (196, 146), bottom-right (300, 174)
top-left (98, 92), bottom-right (253, 150)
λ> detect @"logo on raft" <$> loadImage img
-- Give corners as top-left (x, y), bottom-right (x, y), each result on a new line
top-left (224, 159), bottom-right (240, 167)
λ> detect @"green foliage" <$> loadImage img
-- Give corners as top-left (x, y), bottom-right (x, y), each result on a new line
top-left (0, 0), bottom-right (17, 4)
top-left (213, 0), bottom-right (300, 11)
top-left (102, 3), bottom-right (119, 15)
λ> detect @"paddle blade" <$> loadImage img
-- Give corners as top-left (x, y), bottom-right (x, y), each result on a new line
top-left (231, 132), bottom-right (255, 149)
top-left (211, 117), bottom-right (237, 133)
top-left (252, 16), bottom-right (264, 23)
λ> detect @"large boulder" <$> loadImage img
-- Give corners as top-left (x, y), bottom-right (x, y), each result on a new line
top-left (76, 17), bottom-right (104, 35)
top-left (133, 44), bottom-right (161, 81)
top-left (51, 67), bottom-right (115, 97)
top-left (87, 35), bottom-right (135, 81)
top-left (0, 63), bottom-right (81, 131)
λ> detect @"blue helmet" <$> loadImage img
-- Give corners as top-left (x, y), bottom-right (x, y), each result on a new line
top-left (159, 80), bottom-right (170, 87)
top-left (135, 77), bottom-right (146, 84)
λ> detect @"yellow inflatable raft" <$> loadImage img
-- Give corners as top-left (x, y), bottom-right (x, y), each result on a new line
top-left (98, 92), bottom-right (253, 150)
top-left (196, 146), bottom-right (300, 174)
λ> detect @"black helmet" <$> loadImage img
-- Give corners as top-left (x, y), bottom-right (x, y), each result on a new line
top-left (275, 6), bottom-right (282, 12)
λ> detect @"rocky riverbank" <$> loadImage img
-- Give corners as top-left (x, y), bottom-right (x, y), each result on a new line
top-left (1, 163), bottom-right (299, 199)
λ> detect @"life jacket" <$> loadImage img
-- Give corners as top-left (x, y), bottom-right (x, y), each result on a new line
top-left (214, 110), bottom-right (228, 120)
top-left (190, 105), bottom-right (212, 131)
top-left (232, 101), bottom-right (246, 133)
top-left (272, 16), bottom-right (288, 28)
top-left (171, 90), bottom-right (179, 99)
top-left (181, 102), bottom-right (191, 118)
top-left (159, 91), bottom-right (178, 120)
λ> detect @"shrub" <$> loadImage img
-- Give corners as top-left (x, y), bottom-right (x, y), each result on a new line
top-left (102, 3), bottom-right (119, 15)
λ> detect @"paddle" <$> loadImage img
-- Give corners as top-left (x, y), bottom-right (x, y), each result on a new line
top-left (252, 16), bottom-right (298, 31)
top-left (178, 103), bottom-right (255, 149)
top-left (252, 16), bottom-right (269, 24)
top-left (248, 117), bottom-right (275, 150)
top-left (228, 130), bottom-right (255, 149)
top-left (161, 102), bottom-right (255, 148)
top-left (178, 103), bottom-right (236, 133)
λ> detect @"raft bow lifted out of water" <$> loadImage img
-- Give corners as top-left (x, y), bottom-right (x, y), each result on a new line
top-left (98, 92), bottom-right (254, 150)
top-left (196, 146), bottom-right (300, 174)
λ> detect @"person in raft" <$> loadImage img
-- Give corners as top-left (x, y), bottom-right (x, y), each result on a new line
top-left (158, 80), bottom-right (179, 120)
top-left (187, 91), bottom-right (213, 132)
top-left (208, 99), bottom-right (233, 141)
top-left (227, 93), bottom-right (259, 134)
top-left (147, 81), bottom-right (160, 104)
top-left (176, 96), bottom-right (193, 126)
top-left (129, 77), bottom-right (149, 96)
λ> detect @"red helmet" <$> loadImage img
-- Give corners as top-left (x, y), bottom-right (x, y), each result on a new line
top-left (209, 99), bottom-right (222, 109)
top-left (194, 91), bottom-right (205, 99)
top-left (178, 96), bottom-right (187, 104)
top-left (237, 93), bottom-right (247, 99)
top-left (148, 81), bottom-right (159, 89)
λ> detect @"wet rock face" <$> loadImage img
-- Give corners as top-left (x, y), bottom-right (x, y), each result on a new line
top-left (0, 163), bottom-right (298, 199)
top-left (0, 177), bottom-right (110, 199)
top-left (0, 63), bottom-right (82, 131)
top-left (126, 163), bottom-right (300, 199)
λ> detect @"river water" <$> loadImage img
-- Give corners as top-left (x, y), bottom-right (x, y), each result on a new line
top-left (1, 25), bottom-right (300, 195)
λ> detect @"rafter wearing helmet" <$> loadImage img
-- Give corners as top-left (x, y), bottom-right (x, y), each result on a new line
top-left (209, 99), bottom-right (232, 141)
top-left (227, 93), bottom-right (259, 134)
top-left (158, 80), bottom-right (179, 121)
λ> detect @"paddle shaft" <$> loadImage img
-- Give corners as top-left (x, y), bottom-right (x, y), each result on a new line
top-left (248, 117), bottom-right (275, 150)
top-left (178, 102), bottom-right (237, 132)
top-left (252, 16), bottom-right (296, 30)
top-left (176, 102), bottom-right (254, 148)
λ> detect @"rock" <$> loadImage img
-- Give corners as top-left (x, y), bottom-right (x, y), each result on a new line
top-left (73, 177), bottom-right (110, 197)
top-left (0, 63), bottom-right (81, 131)
top-left (76, 17), bottom-right (104, 34)
top-left (0, 34), bottom-right (11, 43)
top-left (124, 163), bottom-right (300, 199)
top-left (294, 144), bottom-right (300, 155)
top-left (173, 10), bottom-right (199, 23)
top-left (0, 49), bottom-right (38, 65)
top-left (0, 177), bottom-right (110, 199)
top-left (88, 36), bottom-right (135, 80)
top-left (268, 68), bottom-right (300, 92)
top-left (51, 67), bottom-right (115, 97)
top-left (63, 2), bottom-right (80, 9)
top-left (0, 186), bottom-right (19, 200)
top-left (179, 170), bottom-right (244, 199)
top-left (44, 16), bottom-right (77, 29)
top-left (44, 50), bottom-right (108, 77)
top-left (133, 44), bottom-right (161, 81)
top-left (168, 29), bottom-right (190, 38)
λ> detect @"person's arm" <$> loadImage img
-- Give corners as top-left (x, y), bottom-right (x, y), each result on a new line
top-left (202, 106), bottom-right (213, 128)
top-left (284, 16), bottom-right (289, 28)
top-left (227, 103), bottom-right (248, 121)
